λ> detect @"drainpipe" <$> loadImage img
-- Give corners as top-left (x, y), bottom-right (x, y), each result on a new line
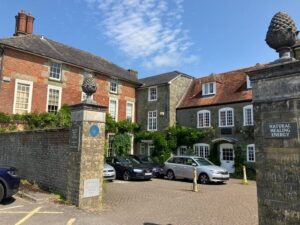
top-left (0, 46), bottom-right (4, 91)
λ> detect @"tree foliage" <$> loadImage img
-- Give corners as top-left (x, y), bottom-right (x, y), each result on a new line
top-left (135, 125), bottom-right (211, 164)
top-left (112, 133), bottom-right (132, 156)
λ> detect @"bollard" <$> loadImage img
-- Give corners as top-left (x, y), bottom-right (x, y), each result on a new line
top-left (193, 167), bottom-right (198, 192)
top-left (241, 165), bottom-right (249, 185)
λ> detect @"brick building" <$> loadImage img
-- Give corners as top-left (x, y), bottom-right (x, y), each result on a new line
top-left (0, 11), bottom-right (141, 124)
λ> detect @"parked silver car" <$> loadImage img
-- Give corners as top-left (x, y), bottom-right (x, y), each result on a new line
top-left (103, 163), bottom-right (116, 181)
top-left (164, 156), bottom-right (229, 184)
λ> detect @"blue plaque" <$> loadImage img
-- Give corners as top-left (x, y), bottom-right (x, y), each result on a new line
top-left (89, 125), bottom-right (100, 137)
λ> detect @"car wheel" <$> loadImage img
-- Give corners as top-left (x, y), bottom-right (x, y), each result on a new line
top-left (166, 170), bottom-right (175, 180)
top-left (0, 183), bottom-right (4, 202)
top-left (123, 171), bottom-right (131, 181)
top-left (199, 173), bottom-right (210, 184)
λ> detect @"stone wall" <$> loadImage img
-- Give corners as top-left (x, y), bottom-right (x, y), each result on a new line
top-left (136, 75), bottom-right (192, 131)
top-left (248, 61), bottom-right (300, 225)
top-left (0, 128), bottom-right (70, 196)
top-left (136, 84), bottom-right (170, 131)
top-left (169, 76), bottom-right (192, 127)
top-left (177, 101), bottom-right (253, 142)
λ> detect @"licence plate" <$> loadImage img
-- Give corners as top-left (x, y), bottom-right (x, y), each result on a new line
top-left (145, 173), bottom-right (152, 176)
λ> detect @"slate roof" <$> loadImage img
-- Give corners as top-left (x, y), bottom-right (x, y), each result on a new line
top-left (0, 34), bottom-right (141, 85)
top-left (139, 71), bottom-right (193, 87)
top-left (177, 66), bottom-right (265, 109)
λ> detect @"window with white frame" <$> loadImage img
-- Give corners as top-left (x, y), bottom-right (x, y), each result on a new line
top-left (247, 144), bottom-right (255, 162)
top-left (140, 143), bottom-right (146, 155)
top-left (81, 92), bottom-right (93, 101)
top-left (49, 62), bottom-right (62, 80)
top-left (243, 105), bottom-right (253, 126)
top-left (47, 85), bottom-right (62, 113)
top-left (194, 143), bottom-right (210, 158)
top-left (110, 80), bottom-right (118, 93)
top-left (177, 146), bottom-right (187, 156)
top-left (107, 134), bottom-right (115, 157)
top-left (109, 98), bottom-right (118, 121)
top-left (202, 82), bottom-right (216, 96)
top-left (13, 79), bottom-right (33, 114)
top-left (126, 101), bottom-right (134, 122)
top-left (219, 107), bottom-right (234, 127)
top-left (147, 111), bottom-right (157, 131)
top-left (148, 144), bottom-right (155, 156)
top-left (148, 87), bottom-right (157, 101)
top-left (197, 110), bottom-right (211, 128)
top-left (246, 76), bottom-right (252, 89)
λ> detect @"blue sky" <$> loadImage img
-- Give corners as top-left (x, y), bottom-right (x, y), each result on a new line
top-left (1, 0), bottom-right (300, 78)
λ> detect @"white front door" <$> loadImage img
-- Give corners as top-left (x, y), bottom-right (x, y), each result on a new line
top-left (220, 143), bottom-right (235, 173)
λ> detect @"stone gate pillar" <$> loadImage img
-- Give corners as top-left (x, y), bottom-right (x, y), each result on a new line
top-left (67, 74), bottom-right (106, 211)
top-left (248, 12), bottom-right (300, 225)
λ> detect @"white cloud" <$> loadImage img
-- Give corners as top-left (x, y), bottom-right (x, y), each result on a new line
top-left (85, 0), bottom-right (198, 68)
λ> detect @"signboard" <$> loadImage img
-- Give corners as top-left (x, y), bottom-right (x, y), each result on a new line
top-left (70, 124), bottom-right (81, 151)
top-left (83, 178), bottom-right (100, 198)
top-left (89, 124), bottom-right (100, 137)
top-left (264, 122), bottom-right (298, 139)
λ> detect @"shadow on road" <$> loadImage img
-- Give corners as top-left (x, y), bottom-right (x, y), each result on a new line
top-left (0, 197), bottom-right (16, 205)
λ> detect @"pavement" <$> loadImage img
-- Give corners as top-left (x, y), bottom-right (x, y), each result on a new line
top-left (0, 178), bottom-right (258, 225)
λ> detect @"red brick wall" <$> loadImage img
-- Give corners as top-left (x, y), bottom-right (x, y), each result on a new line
top-left (0, 48), bottom-right (136, 121)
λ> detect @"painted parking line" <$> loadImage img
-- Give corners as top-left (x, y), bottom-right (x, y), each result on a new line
top-left (0, 205), bottom-right (24, 211)
top-left (67, 218), bottom-right (76, 225)
top-left (15, 207), bottom-right (41, 225)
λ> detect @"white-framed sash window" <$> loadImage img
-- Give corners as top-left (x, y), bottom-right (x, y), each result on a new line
top-left (147, 111), bottom-right (157, 131)
top-left (13, 79), bottom-right (33, 114)
top-left (243, 105), bottom-right (253, 126)
top-left (197, 110), bottom-right (211, 128)
top-left (46, 85), bottom-right (62, 113)
top-left (219, 107), bottom-right (234, 127)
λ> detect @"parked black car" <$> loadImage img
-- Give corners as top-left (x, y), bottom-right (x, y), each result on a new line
top-left (106, 156), bottom-right (152, 181)
top-left (128, 155), bottom-right (164, 177)
top-left (0, 166), bottom-right (20, 202)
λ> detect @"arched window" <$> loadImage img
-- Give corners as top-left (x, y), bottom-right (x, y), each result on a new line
top-left (219, 107), bottom-right (234, 127)
top-left (193, 143), bottom-right (210, 158)
top-left (247, 144), bottom-right (255, 162)
top-left (243, 105), bottom-right (253, 126)
top-left (197, 110), bottom-right (211, 128)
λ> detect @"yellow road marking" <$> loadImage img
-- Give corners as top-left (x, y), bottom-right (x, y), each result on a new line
top-left (15, 207), bottom-right (41, 225)
top-left (0, 205), bottom-right (24, 211)
top-left (67, 218), bottom-right (76, 225)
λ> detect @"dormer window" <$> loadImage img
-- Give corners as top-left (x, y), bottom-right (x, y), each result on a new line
top-left (246, 76), bottom-right (252, 89)
top-left (49, 62), bottom-right (62, 80)
top-left (202, 82), bottom-right (216, 96)
top-left (148, 86), bottom-right (157, 101)
top-left (110, 80), bottom-right (118, 94)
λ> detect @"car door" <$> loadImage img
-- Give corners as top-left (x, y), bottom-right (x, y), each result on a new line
top-left (111, 157), bottom-right (124, 178)
top-left (173, 157), bottom-right (185, 178)
top-left (182, 158), bottom-right (196, 179)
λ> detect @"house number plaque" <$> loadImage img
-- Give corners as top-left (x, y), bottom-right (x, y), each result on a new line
top-left (264, 122), bottom-right (298, 139)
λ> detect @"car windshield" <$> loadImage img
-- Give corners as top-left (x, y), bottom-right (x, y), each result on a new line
top-left (194, 157), bottom-right (213, 166)
top-left (122, 157), bottom-right (141, 166)
top-left (139, 156), bottom-right (153, 163)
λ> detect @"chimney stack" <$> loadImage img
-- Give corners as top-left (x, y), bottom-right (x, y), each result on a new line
top-left (128, 69), bottom-right (138, 78)
top-left (14, 10), bottom-right (35, 36)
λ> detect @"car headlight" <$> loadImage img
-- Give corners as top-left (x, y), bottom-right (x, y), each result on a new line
top-left (7, 170), bottom-right (18, 177)
top-left (133, 169), bottom-right (143, 173)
